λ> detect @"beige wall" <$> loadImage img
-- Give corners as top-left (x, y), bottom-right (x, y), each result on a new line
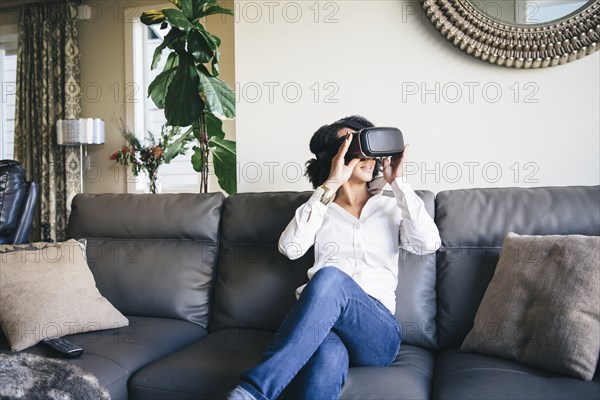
top-left (235, 0), bottom-right (600, 193)
top-left (0, 7), bottom-right (19, 24)
top-left (0, 8), bottom-right (19, 51)
top-left (77, 0), bottom-right (235, 193)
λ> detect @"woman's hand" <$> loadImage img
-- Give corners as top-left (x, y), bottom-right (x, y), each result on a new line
top-left (323, 133), bottom-right (360, 192)
top-left (382, 144), bottom-right (409, 184)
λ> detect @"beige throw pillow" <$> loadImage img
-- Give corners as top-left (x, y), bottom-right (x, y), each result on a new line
top-left (461, 233), bottom-right (600, 381)
top-left (0, 240), bottom-right (129, 351)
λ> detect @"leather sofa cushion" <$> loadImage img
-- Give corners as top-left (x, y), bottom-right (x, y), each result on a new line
top-left (395, 251), bottom-right (437, 349)
top-left (83, 239), bottom-right (217, 326)
top-left (211, 192), bottom-right (314, 330)
top-left (393, 188), bottom-right (437, 349)
top-left (68, 193), bottom-right (224, 328)
top-left (436, 247), bottom-right (501, 348)
top-left (339, 344), bottom-right (434, 400)
top-left (433, 348), bottom-right (600, 400)
top-left (69, 193), bottom-right (224, 241)
top-left (129, 328), bottom-right (274, 399)
top-left (435, 186), bottom-right (600, 349)
top-left (129, 329), bottom-right (434, 400)
top-left (435, 186), bottom-right (600, 246)
top-left (0, 316), bottom-right (206, 400)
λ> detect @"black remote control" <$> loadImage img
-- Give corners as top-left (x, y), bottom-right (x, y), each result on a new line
top-left (41, 337), bottom-right (84, 358)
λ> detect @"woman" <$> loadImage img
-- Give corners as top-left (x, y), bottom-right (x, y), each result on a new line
top-left (229, 116), bottom-right (441, 400)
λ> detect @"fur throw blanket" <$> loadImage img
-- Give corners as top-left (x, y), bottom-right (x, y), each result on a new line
top-left (0, 353), bottom-right (110, 400)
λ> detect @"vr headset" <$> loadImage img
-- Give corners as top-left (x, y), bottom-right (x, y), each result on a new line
top-left (341, 127), bottom-right (404, 163)
top-left (323, 125), bottom-right (403, 165)
top-left (317, 120), bottom-right (405, 164)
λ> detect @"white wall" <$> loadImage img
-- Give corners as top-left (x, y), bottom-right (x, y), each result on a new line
top-left (235, 0), bottom-right (600, 193)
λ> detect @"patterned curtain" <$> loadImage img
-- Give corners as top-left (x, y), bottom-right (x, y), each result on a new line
top-left (13, 1), bottom-right (81, 242)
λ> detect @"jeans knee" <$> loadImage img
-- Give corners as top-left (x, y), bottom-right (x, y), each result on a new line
top-left (313, 334), bottom-right (349, 374)
top-left (301, 267), bottom-right (354, 308)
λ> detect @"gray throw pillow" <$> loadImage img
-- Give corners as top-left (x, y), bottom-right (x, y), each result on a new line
top-left (461, 233), bottom-right (600, 381)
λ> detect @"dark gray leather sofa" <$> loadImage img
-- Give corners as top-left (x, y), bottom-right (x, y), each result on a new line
top-left (1, 186), bottom-right (599, 399)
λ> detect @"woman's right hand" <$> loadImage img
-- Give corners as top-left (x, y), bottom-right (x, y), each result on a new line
top-left (322, 133), bottom-right (360, 192)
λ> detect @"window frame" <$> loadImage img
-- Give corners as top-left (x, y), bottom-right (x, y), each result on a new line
top-left (124, 3), bottom-right (200, 193)
top-left (0, 22), bottom-right (18, 160)
top-left (1, 48), bottom-right (6, 159)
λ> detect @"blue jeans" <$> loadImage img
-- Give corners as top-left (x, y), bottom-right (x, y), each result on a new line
top-left (237, 267), bottom-right (402, 400)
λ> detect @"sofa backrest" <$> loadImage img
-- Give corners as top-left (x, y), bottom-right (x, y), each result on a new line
top-left (210, 192), bottom-right (313, 331)
top-left (393, 190), bottom-right (438, 349)
top-left (434, 186), bottom-right (600, 349)
top-left (68, 193), bottom-right (224, 328)
top-left (210, 190), bottom-right (440, 350)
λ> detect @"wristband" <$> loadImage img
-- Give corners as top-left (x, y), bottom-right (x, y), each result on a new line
top-left (318, 185), bottom-right (336, 206)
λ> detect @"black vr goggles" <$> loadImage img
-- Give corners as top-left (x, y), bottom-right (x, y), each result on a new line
top-left (319, 120), bottom-right (405, 164)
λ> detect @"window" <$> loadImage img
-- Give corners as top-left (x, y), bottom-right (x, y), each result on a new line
top-left (125, 4), bottom-right (199, 192)
top-left (0, 50), bottom-right (17, 160)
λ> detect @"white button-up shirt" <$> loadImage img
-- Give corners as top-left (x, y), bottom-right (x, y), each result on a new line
top-left (278, 177), bottom-right (441, 313)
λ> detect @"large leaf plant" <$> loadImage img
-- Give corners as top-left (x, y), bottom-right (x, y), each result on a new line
top-left (141, 0), bottom-right (236, 194)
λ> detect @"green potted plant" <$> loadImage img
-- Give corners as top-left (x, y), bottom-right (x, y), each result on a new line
top-left (141, 0), bottom-right (236, 194)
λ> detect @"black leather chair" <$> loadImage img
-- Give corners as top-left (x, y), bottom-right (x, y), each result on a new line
top-left (0, 160), bottom-right (39, 244)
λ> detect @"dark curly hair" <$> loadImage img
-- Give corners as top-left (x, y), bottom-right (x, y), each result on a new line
top-left (305, 115), bottom-right (382, 188)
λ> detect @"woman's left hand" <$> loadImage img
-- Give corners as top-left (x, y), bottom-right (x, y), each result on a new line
top-left (382, 144), bottom-right (409, 184)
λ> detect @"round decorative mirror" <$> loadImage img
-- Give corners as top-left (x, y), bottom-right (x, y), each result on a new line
top-left (422, 0), bottom-right (600, 68)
